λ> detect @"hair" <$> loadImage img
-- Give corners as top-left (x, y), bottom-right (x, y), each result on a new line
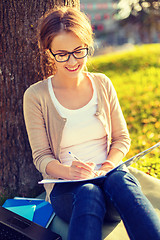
top-left (37, 6), bottom-right (94, 77)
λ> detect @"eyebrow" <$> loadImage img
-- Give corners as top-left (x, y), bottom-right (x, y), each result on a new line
top-left (55, 46), bottom-right (83, 53)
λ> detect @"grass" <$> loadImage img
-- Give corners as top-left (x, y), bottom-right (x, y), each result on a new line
top-left (87, 43), bottom-right (160, 179)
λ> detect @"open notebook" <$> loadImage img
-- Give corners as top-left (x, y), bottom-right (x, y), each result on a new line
top-left (38, 142), bottom-right (160, 184)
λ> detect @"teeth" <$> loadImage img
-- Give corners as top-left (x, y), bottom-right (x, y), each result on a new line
top-left (67, 66), bottom-right (79, 71)
top-left (69, 68), bottom-right (76, 70)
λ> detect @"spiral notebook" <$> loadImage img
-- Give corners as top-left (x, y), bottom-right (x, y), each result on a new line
top-left (38, 142), bottom-right (160, 184)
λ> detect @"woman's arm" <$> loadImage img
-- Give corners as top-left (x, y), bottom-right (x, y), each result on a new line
top-left (23, 86), bottom-right (95, 180)
top-left (46, 159), bottom-right (96, 180)
top-left (99, 148), bottom-right (124, 173)
top-left (23, 87), bottom-right (56, 175)
top-left (107, 75), bottom-right (131, 157)
top-left (97, 75), bottom-right (131, 175)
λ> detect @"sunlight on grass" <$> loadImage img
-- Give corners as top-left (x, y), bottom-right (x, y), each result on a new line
top-left (88, 44), bottom-right (160, 179)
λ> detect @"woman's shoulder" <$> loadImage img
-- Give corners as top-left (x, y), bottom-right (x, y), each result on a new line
top-left (24, 78), bottom-right (49, 98)
top-left (87, 72), bottom-right (112, 88)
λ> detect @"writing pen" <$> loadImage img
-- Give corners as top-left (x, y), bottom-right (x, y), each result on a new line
top-left (68, 151), bottom-right (98, 177)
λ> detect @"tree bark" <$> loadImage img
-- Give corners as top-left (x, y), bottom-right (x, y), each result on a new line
top-left (0, 0), bottom-right (80, 203)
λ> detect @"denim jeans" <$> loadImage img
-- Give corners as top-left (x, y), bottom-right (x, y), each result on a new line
top-left (50, 169), bottom-right (160, 240)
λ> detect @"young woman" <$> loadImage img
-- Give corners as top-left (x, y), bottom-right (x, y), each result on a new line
top-left (23, 6), bottom-right (160, 240)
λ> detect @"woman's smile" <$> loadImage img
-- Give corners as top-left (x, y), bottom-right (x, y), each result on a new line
top-left (65, 64), bottom-right (80, 72)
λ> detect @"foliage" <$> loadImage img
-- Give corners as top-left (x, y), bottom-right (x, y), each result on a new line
top-left (87, 44), bottom-right (160, 179)
top-left (116, 0), bottom-right (160, 43)
top-left (117, 0), bottom-right (160, 19)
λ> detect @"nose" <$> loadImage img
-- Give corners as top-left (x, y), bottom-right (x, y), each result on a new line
top-left (67, 53), bottom-right (77, 65)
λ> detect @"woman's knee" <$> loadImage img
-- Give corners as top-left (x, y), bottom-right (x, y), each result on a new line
top-left (76, 183), bottom-right (103, 199)
top-left (104, 170), bottom-right (141, 195)
top-left (74, 183), bottom-right (106, 218)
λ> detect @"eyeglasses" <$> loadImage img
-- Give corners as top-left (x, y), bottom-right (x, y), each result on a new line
top-left (49, 47), bottom-right (88, 62)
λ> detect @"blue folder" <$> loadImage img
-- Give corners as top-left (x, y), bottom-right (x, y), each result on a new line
top-left (2, 197), bottom-right (55, 228)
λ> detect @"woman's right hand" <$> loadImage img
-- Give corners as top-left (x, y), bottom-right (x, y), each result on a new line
top-left (68, 160), bottom-right (96, 180)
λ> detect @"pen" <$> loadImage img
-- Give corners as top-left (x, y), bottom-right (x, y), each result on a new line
top-left (69, 151), bottom-right (98, 177)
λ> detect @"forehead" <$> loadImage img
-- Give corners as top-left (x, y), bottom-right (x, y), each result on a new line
top-left (50, 31), bottom-right (84, 52)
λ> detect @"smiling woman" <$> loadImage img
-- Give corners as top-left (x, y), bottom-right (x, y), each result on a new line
top-left (48, 31), bottom-right (88, 85)
top-left (23, 6), bottom-right (160, 240)
top-left (38, 7), bottom-right (94, 76)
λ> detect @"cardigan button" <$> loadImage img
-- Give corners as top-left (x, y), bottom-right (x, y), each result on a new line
top-left (95, 112), bottom-right (100, 116)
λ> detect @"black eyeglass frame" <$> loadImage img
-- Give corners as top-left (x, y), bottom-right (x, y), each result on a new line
top-left (49, 47), bottom-right (89, 62)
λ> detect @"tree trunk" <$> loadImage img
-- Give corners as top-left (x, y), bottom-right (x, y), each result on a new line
top-left (0, 0), bottom-right (80, 204)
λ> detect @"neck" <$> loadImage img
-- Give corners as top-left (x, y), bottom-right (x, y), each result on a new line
top-left (52, 72), bottom-right (85, 89)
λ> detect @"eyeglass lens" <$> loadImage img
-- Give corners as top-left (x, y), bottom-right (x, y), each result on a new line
top-left (55, 48), bottom-right (88, 62)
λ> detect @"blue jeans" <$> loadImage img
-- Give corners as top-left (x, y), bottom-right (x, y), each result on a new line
top-left (50, 169), bottom-right (160, 240)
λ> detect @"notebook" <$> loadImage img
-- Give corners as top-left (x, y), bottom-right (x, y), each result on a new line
top-left (38, 142), bottom-right (160, 184)
top-left (0, 206), bottom-right (62, 240)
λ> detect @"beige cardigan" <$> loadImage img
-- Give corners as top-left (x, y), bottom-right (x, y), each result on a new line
top-left (23, 72), bottom-right (131, 202)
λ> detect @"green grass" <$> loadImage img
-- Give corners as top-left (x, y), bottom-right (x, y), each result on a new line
top-left (87, 44), bottom-right (160, 179)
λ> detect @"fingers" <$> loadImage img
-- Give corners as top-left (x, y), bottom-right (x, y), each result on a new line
top-left (100, 161), bottom-right (115, 173)
top-left (72, 160), bottom-right (94, 172)
top-left (70, 161), bottom-right (95, 180)
top-left (86, 162), bottom-right (96, 169)
top-left (100, 165), bottom-right (113, 172)
top-left (97, 170), bottom-right (107, 176)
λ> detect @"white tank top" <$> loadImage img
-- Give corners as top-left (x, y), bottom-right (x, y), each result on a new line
top-left (48, 73), bottom-right (108, 170)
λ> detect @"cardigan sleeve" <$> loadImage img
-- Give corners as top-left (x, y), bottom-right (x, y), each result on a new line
top-left (107, 76), bottom-right (131, 156)
top-left (23, 86), bottom-right (56, 175)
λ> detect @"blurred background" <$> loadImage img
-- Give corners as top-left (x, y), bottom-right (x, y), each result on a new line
top-left (80, 0), bottom-right (160, 54)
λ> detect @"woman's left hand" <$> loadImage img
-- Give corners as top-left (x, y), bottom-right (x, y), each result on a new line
top-left (99, 161), bottom-right (115, 174)
top-left (94, 170), bottom-right (107, 176)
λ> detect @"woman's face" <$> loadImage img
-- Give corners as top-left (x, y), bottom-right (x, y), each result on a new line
top-left (50, 31), bottom-right (88, 80)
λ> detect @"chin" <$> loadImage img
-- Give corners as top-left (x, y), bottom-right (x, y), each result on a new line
top-left (65, 65), bottom-right (84, 77)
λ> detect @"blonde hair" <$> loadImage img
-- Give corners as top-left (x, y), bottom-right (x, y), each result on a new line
top-left (38, 6), bottom-right (94, 76)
